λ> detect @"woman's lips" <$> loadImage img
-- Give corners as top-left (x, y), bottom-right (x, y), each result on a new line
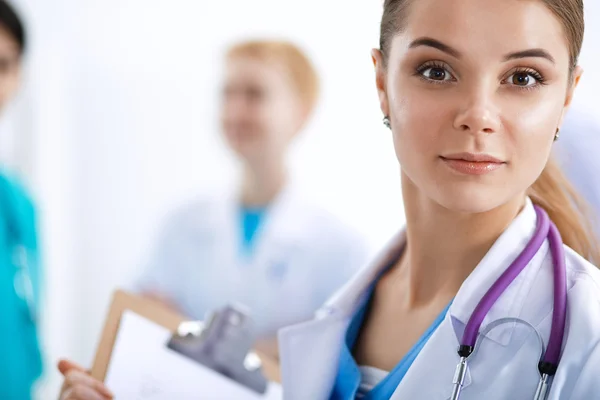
top-left (440, 153), bottom-right (506, 175)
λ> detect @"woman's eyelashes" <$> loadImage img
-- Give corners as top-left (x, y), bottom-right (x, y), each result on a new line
top-left (503, 67), bottom-right (547, 91)
top-left (414, 60), bottom-right (547, 91)
top-left (415, 61), bottom-right (456, 84)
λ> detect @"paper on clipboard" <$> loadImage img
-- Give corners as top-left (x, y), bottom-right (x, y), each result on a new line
top-left (105, 310), bottom-right (283, 399)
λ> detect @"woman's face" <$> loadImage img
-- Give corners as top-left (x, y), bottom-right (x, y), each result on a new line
top-left (0, 25), bottom-right (21, 112)
top-left (374, 0), bottom-right (581, 213)
top-left (220, 56), bottom-right (304, 166)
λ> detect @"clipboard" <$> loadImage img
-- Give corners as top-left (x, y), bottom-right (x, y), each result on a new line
top-left (90, 290), bottom-right (281, 388)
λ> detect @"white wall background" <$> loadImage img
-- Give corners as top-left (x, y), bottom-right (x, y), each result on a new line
top-left (575, 2), bottom-right (600, 117)
top-left (0, 1), bottom-right (597, 398)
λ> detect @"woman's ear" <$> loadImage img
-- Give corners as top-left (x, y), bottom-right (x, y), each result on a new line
top-left (558, 66), bottom-right (583, 128)
top-left (372, 49), bottom-right (390, 117)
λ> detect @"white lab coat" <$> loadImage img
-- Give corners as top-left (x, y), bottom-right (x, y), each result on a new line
top-left (278, 198), bottom-right (600, 399)
top-left (135, 183), bottom-right (372, 338)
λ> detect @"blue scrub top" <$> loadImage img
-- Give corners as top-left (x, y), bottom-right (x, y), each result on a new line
top-left (0, 172), bottom-right (43, 400)
top-left (330, 264), bottom-right (451, 399)
top-left (239, 206), bottom-right (268, 256)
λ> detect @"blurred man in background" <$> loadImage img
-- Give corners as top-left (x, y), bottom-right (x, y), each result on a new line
top-left (135, 40), bottom-right (371, 350)
top-left (57, 39), bottom-right (371, 399)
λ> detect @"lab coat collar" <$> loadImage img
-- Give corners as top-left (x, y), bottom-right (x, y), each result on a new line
top-left (449, 197), bottom-right (544, 346)
top-left (322, 197), bottom-right (545, 346)
top-left (226, 175), bottom-right (309, 240)
top-left (218, 176), bottom-right (304, 256)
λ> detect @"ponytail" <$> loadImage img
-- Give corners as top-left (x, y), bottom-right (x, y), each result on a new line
top-left (528, 157), bottom-right (600, 266)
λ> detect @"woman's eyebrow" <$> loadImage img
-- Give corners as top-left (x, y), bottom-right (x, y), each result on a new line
top-left (503, 48), bottom-right (555, 64)
top-left (409, 37), bottom-right (556, 65)
top-left (409, 37), bottom-right (461, 59)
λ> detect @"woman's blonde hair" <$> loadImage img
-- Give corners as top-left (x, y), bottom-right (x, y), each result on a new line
top-left (226, 40), bottom-right (320, 115)
top-left (528, 158), bottom-right (600, 264)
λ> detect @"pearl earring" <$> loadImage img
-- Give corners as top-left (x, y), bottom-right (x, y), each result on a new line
top-left (554, 128), bottom-right (560, 141)
top-left (383, 116), bottom-right (391, 129)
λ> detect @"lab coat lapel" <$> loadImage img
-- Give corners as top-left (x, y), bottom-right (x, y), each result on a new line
top-left (278, 233), bottom-right (407, 399)
top-left (389, 315), bottom-right (472, 399)
top-left (232, 183), bottom-right (307, 327)
top-left (389, 198), bottom-right (543, 399)
top-left (278, 313), bottom-right (351, 400)
top-left (221, 181), bottom-right (297, 282)
top-left (208, 189), bottom-right (250, 305)
top-left (247, 182), bottom-right (301, 272)
top-left (448, 198), bottom-right (545, 346)
top-left (220, 188), bottom-right (241, 264)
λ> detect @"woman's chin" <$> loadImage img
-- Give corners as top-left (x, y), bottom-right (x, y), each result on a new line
top-left (432, 186), bottom-right (512, 215)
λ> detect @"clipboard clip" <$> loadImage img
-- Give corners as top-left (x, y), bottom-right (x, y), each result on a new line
top-left (166, 304), bottom-right (268, 394)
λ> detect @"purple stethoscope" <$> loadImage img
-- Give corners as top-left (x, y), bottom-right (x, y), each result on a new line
top-left (450, 205), bottom-right (567, 400)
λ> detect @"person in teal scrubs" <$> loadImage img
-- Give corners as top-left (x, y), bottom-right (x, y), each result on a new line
top-left (0, 2), bottom-right (43, 399)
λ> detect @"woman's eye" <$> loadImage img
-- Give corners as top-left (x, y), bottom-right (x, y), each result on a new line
top-left (506, 72), bottom-right (538, 87)
top-left (420, 67), bottom-right (452, 81)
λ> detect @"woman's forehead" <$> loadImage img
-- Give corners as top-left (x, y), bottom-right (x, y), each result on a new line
top-left (393, 0), bottom-right (570, 65)
top-left (225, 57), bottom-right (288, 84)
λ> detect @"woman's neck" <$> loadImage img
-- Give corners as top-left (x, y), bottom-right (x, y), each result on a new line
top-left (393, 172), bottom-right (526, 308)
top-left (240, 160), bottom-right (287, 208)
